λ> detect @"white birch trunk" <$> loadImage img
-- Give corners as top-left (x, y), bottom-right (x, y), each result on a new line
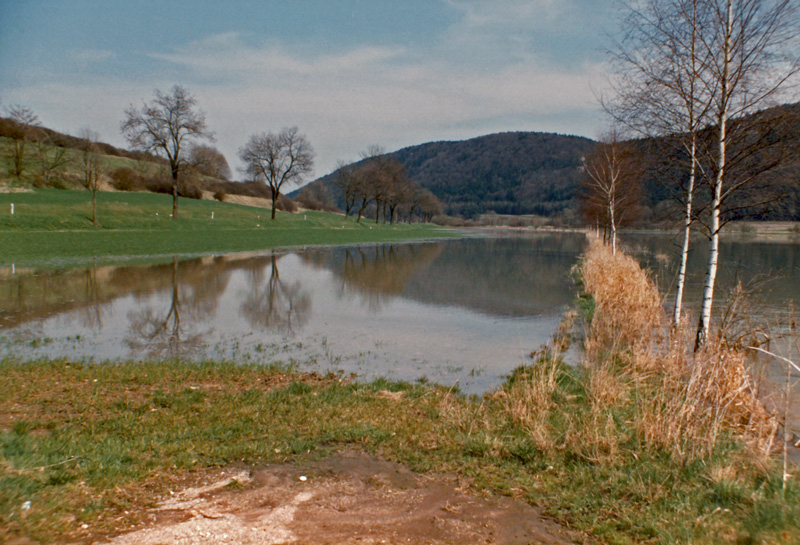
top-left (673, 136), bottom-right (696, 326)
top-left (696, 0), bottom-right (732, 350)
top-left (610, 202), bottom-right (617, 256)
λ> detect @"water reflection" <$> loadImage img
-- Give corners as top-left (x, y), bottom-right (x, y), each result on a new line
top-left (620, 233), bottom-right (800, 326)
top-left (126, 257), bottom-right (206, 359)
top-left (241, 254), bottom-right (311, 335)
top-left (0, 234), bottom-right (587, 393)
top-left (303, 243), bottom-right (443, 311)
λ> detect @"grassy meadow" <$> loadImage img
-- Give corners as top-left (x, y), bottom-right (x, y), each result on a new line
top-left (2, 240), bottom-right (799, 544)
top-left (0, 189), bottom-right (457, 266)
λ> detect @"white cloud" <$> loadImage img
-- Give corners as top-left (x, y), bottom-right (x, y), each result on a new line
top-left (141, 29), bottom-right (606, 176)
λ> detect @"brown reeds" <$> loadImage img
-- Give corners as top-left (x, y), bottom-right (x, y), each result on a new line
top-left (503, 239), bottom-right (779, 465)
top-left (582, 240), bottom-right (778, 462)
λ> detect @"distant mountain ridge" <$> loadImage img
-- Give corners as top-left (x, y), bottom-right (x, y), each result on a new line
top-left (307, 131), bottom-right (595, 219)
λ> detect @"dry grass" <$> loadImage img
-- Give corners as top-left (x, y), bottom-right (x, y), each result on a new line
top-left (500, 239), bottom-right (779, 466)
top-left (582, 240), bottom-right (779, 462)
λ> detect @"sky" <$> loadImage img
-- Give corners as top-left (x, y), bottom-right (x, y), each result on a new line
top-left (0, 0), bottom-right (617, 182)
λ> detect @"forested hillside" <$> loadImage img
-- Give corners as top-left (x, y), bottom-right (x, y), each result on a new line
top-left (306, 102), bottom-right (800, 223)
top-left (308, 132), bottom-right (595, 219)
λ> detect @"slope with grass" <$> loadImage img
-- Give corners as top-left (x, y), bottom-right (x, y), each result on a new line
top-left (0, 189), bottom-right (457, 266)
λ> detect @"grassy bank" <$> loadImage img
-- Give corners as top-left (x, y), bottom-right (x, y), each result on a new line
top-left (0, 189), bottom-right (457, 266)
top-left (2, 240), bottom-right (799, 544)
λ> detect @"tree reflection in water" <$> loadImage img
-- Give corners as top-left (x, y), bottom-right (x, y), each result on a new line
top-left (302, 243), bottom-right (443, 312)
top-left (241, 253), bottom-right (311, 335)
top-left (126, 256), bottom-right (205, 359)
top-left (79, 259), bottom-right (104, 329)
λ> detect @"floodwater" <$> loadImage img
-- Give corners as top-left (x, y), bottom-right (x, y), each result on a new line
top-left (620, 232), bottom-right (800, 346)
top-left (0, 232), bottom-right (586, 394)
top-left (621, 232), bottom-right (800, 425)
top-left (3, 230), bottom-right (797, 395)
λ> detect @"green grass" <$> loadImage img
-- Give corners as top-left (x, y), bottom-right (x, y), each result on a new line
top-left (1, 358), bottom-right (798, 544)
top-left (0, 189), bottom-right (458, 266)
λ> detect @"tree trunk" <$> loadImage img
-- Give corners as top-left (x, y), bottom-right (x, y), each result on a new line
top-left (13, 141), bottom-right (25, 177)
top-left (171, 166), bottom-right (179, 219)
top-left (609, 200), bottom-right (616, 256)
top-left (673, 136), bottom-right (697, 326)
top-left (91, 187), bottom-right (98, 226)
top-left (696, 0), bottom-right (732, 350)
top-left (271, 192), bottom-right (278, 220)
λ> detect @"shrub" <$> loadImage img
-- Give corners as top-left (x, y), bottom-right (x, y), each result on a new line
top-left (144, 176), bottom-right (172, 195)
top-left (213, 191), bottom-right (226, 202)
top-left (275, 194), bottom-right (297, 213)
top-left (178, 181), bottom-right (202, 200)
top-left (110, 168), bottom-right (145, 192)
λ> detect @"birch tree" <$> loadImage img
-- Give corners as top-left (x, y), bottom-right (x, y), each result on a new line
top-left (581, 130), bottom-right (643, 255)
top-left (694, 0), bottom-right (799, 349)
top-left (608, 0), bottom-right (713, 325)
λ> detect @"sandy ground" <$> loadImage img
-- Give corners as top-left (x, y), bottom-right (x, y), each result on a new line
top-left (84, 451), bottom-right (583, 545)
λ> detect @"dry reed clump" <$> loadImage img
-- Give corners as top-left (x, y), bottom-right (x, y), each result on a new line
top-left (578, 239), bottom-right (777, 463)
top-left (491, 312), bottom-right (580, 455)
top-left (496, 355), bottom-right (563, 453)
top-left (493, 239), bottom-right (777, 466)
top-left (580, 240), bottom-right (665, 356)
top-left (639, 333), bottom-right (778, 462)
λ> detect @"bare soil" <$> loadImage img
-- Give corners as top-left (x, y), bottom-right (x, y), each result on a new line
top-left (86, 451), bottom-right (583, 545)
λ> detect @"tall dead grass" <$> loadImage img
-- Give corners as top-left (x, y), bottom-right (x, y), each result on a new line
top-left (500, 239), bottom-right (778, 465)
top-left (583, 240), bottom-right (778, 462)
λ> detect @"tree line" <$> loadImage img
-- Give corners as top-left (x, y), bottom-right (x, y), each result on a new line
top-left (330, 146), bottom-right (443, 224)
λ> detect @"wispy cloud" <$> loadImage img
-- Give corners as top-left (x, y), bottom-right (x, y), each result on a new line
top-left (141, 27), bottom-right (606, 175)
top-left (3, 3), bottom-right (610, 179)
top-left (72, 49), bottom-right (116, 64)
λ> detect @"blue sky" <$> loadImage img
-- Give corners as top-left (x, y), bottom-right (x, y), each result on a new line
top-left (0, 0), bottom-right (616, 180)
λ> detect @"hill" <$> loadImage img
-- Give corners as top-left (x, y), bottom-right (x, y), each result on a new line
top-left (306, 132), bottom-right (595, 219)
top-left (305, 102), bottom-right (800, 224)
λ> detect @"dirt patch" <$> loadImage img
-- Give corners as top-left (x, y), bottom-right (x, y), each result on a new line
top-left (95, 451), bottom-right (582, 545)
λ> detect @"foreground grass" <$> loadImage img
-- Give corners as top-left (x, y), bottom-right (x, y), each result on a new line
top-left (0, 189), bottom-right (457, 266)
top-left (2, 360), bottom-right (798, 544)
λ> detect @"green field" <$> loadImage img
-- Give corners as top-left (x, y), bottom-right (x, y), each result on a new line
top-left (0, 189), bottom-right (458, 266)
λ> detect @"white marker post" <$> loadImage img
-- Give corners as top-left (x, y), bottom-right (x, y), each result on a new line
top-left (10, 203), bottom-right (14, 215)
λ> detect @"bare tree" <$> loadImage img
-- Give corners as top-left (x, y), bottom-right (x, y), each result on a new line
top-left (694, 0), bottom-right (799, 349)
top-left (121, 85), bottom-right (213, 219)
top-left (6, 105), bottom-right (40, 178)
top-left (607, 0), bottom-right (714, 325)
top-left (418, 188), bottom-right (444, 222)
top-left (333, 161), bottom-right (359, 219)
top-left (35, 137), bottom-right (71, 186)
top-left (79, 128), bottom-right (101, 226)
top-left (239, 127), bottom-right (314, 220)
top-left (581, 130), bottom-right (644, 255)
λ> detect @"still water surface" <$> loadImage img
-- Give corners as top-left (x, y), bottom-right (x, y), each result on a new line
top-left (4, 231), bottom-right (797, 395)
top-left (0, 232), bottom-right (586, 394)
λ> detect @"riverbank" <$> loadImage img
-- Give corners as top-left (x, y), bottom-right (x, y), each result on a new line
top-left (2, 240), bottom-right (799, 544)
top-left (0, 189), bottom-right (458, 266)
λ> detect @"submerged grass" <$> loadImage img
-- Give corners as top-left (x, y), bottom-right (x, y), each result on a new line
top-left (2, 239), bottom-right (800, 544)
